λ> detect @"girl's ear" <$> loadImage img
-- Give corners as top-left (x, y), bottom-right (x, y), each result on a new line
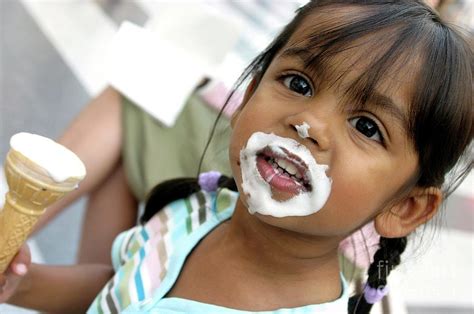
top-left (374, 187), bottom-right (443, 238)
top-left (231, 76), bottom-right (259, 128)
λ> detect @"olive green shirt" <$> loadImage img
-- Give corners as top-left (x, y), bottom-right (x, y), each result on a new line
top-left (122, 92), bottom-right (232, 201)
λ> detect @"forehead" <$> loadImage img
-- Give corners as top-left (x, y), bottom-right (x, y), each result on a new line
top-left (276, 5), bottom-right (423, 115)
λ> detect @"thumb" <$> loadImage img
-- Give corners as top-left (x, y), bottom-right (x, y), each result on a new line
top-left (9, 244), bottom-right (31, 276)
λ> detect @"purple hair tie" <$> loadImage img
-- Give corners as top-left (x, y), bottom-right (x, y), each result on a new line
top-left (363, 285), bottom-right (389, 304)
top-left (198, 171), bottom-right (222, 192)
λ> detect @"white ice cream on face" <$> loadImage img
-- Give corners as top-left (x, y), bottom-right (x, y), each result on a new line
top-left (240, 132), bottom-right (332, 217)
top-left (295, 122), bottom-right (310, 139)
top-left (10, 133), bottom-right (86, 182)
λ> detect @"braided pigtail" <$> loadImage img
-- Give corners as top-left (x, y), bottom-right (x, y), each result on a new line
top-left (348, 236), bottom-right (407, 314)
top-left (141, 172), bottom-right (237, 223)
top-left (217, 175), bottom-right (238, 191)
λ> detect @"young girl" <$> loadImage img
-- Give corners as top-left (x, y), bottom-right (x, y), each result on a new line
top-left (1, 0), bottom-right (472, 313)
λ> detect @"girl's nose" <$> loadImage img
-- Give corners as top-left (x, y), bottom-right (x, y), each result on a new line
top-left (286, 114), bottom-right (331, 152)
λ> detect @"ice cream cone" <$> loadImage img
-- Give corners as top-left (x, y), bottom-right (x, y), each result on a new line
top-left (0, 149), bottom-right (83, 273)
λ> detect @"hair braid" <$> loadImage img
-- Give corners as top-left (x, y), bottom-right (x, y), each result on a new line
top-left (141, 174), bottom-right (237, 223)
top-left (217, 175), bottom-right (238, 191)
top-left (348, 236), bottom-right (407, 314)
top-left (367, 237), bottom-right (407, 287)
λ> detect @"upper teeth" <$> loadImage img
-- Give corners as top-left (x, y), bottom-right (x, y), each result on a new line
top-left (276, 158), bottom-right (299, 177)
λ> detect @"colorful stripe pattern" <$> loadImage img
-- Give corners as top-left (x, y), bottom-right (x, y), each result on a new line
top-left (87, 188), bottom-right (237, 314)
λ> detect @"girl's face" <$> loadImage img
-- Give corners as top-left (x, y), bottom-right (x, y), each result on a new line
top-left (229, 18), bottom-right (420, 238)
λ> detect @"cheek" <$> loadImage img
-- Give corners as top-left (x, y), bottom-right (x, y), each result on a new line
top-left (327, 152), bottom-right (417, 223)
top-left (318, 157), bottom-right (398, 229)
top-left (332, 166), bottom-right (384, 208)
top-left (327, 178), bottom-right (380, 227)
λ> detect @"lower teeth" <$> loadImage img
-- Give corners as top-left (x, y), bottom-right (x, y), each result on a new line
top-left (266, 156), bottom-right (305, 185)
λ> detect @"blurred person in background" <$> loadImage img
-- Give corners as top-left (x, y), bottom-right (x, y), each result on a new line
top-left (28, 0), bottom-right (302, 265)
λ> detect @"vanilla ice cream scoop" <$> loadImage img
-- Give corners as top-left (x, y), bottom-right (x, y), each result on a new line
top-left (10, 132), bottom-right (86, 182)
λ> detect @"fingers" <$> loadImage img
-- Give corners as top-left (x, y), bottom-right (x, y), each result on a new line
top-left (0, 244), bottom-right (31, 303)
top-left (9, 244), bottom-right (31, 276)
top-left (1, 243), bottom-right (31, 276)
top-left (0, 270), bottom-right (8, 297)
top-left (0, 275), bottom-right (6, 289)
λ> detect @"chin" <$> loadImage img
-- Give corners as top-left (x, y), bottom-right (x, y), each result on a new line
top-left (252, 211), bottom-right (313, 235)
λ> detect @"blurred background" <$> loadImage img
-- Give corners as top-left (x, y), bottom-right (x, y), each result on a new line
top-left (0, 0), bottom-right (473, 313)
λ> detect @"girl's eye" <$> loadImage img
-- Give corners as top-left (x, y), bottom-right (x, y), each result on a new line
top-left (281, 74), bottom-right (313, 97)
top-left (349, 116), bottom-right (383, 143)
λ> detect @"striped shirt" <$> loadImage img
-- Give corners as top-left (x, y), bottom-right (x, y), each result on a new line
top-left (87, 188), bottom-right (349, 313)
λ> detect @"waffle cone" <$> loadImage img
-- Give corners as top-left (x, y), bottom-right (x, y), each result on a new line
top-left (0, 149), bottom-right (82, 273)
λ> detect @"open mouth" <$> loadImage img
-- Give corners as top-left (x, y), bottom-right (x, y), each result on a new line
top-left (256, 146), bottom-right (312, 194)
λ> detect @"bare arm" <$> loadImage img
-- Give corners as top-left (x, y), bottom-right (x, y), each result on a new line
top-left (9, 263), bottom-right (113, 313)
top-left (33, 86), bottom-right (123, 233)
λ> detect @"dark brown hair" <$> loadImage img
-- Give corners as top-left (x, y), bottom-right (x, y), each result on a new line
top-left (144, 1), bottom-right (473, 313)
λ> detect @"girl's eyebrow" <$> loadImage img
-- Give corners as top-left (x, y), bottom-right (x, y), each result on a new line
top-left (369, 92), bottom-right (409, 134)
top-left (280, 47), bottom-right (310, 64)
